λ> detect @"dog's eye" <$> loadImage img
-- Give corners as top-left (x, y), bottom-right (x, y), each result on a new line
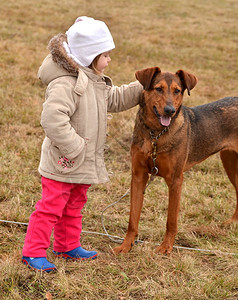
top-left (156, 87), bottom-right (163, 93)
top-left (174, 88), bottom-right (181, 94)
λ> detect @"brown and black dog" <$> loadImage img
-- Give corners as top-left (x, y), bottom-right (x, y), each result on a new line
top-left (113, 67), bottom-right (238, 256)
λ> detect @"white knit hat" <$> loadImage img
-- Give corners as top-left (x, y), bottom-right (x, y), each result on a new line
top-left (65, 16), bottom-right (115, 67)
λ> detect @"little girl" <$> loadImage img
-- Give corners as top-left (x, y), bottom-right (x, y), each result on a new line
top-left (22, 16), bottom-right (142, 272)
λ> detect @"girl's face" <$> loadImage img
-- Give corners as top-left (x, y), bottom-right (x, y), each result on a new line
top-left (96, 51), bottom-right (112, 73)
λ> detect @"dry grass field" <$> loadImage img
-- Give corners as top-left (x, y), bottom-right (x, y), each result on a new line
top-left (0, 0), bottom-right (238, 299)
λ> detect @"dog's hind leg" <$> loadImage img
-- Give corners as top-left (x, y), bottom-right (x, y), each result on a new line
top-left (220, 150), bottom-right (238, 224)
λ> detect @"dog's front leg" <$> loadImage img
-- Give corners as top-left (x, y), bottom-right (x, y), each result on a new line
top-left (156, 174), bottom-right (183, 255)
top-left (113, 169), bottom-right (149, 255)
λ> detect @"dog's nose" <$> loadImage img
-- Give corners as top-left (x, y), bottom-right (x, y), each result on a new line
top-left (164, 105), bottom-right (176, 115)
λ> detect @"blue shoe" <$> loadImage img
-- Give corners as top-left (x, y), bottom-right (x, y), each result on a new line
top-left (53, 246), bottom-right (98, 260)
top-left (22, 256), bottom-right (56, 273)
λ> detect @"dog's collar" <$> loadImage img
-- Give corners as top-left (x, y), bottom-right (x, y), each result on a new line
top-left (150, 126), bottom-right (169, 140)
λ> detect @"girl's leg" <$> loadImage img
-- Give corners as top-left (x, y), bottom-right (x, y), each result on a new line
top-left (22, 177), bottom-right (70, 257)
top-left (53, 184), bottom-right (90, 252)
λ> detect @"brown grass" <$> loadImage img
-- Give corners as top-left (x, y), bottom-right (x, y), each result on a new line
top-left (0, 0), bottom-right (238, 299)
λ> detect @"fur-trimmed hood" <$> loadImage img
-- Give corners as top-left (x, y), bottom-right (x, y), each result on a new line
top-left (48, 33), bottom-right (80, 74)
top-left (38, 34), bottom-right (80, 86)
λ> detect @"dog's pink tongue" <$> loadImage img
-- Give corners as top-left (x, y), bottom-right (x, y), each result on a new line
top-left (160, 116), bottom-right (171, 127)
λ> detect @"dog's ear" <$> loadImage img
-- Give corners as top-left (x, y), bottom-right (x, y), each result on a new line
top-left (135, 67), bottom-right (161, 90)
top-left (176, 70), bottom-right (198, 96)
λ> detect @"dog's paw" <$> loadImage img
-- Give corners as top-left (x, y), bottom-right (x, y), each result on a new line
top-left (112, 244), bottom-right (132, 255)
top-left (155, 242), bottom-right (173, 256)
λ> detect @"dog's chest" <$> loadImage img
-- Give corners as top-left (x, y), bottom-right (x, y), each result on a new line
top-left (139, 136), bottom-right (175, 158)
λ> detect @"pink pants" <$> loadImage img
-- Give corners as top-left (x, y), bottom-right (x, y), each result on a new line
top-left (22, 177), bottom-right (90, 257)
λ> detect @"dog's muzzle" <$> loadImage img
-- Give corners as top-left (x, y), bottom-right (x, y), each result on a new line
top-left (153, 105), bottom-right (175, 127)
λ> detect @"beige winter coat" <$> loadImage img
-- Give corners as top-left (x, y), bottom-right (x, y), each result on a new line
top-left (38, 34), bottom-right (143, 184)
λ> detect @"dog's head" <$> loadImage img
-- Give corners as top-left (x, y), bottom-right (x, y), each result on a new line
top-left (135, 67), bottom-right (198, 127)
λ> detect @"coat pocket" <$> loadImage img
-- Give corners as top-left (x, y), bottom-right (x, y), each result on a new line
top-left (48, 143), bottom-right (86, 174)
